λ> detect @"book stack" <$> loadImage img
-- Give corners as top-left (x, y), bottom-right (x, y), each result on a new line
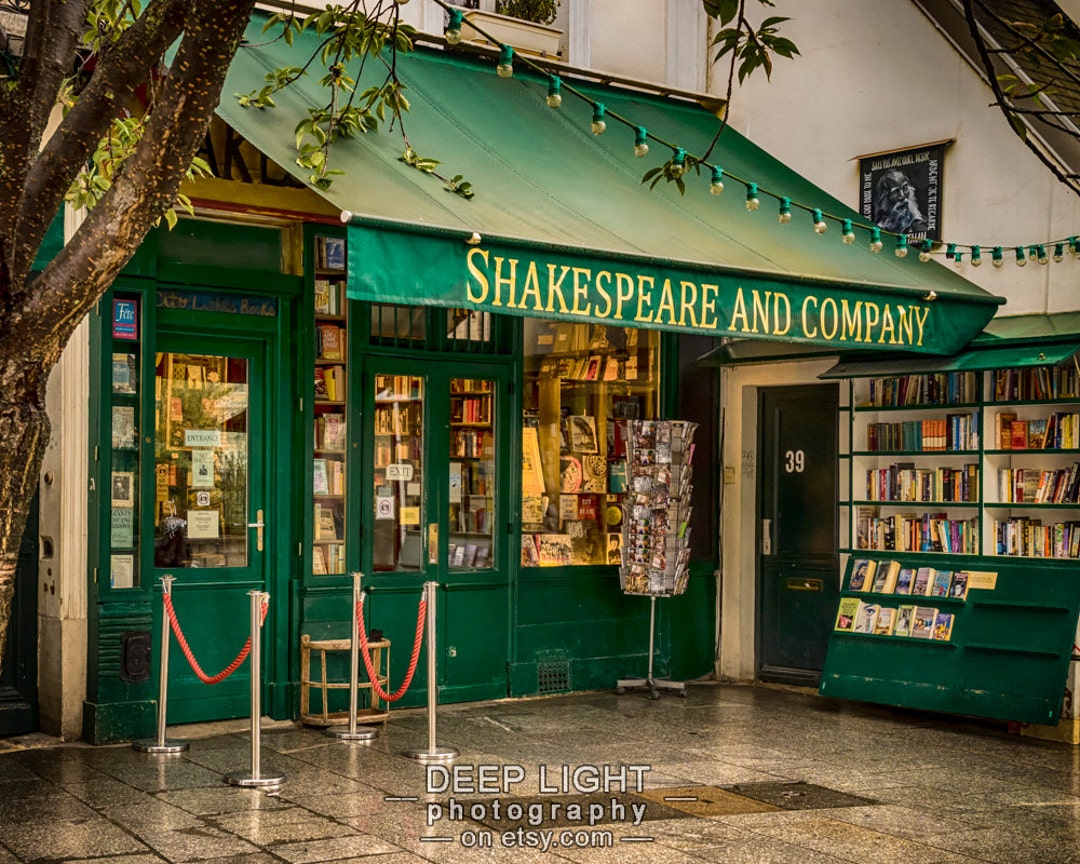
top-left (618, 420), bottom-right (697, 597)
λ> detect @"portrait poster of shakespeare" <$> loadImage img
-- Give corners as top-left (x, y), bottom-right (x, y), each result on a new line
top-left (859, 143), bottom-right (945, 242)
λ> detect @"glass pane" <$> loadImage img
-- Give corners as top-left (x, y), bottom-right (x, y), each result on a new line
top-left (449, 379), bottom-right (495, 570)
top-left (109, 295), bottom-right (141, 589)
top-left (372, 375), bottom-right (424, 570)
top-left (370, 304), bottom-right (426, 342)
top-left (154, 352), bottom-right (249, 568)
top-left (521, 321), bottom-right (660, 567)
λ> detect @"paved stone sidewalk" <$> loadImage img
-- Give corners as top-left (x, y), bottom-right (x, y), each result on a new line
top-left (1, 683), bottom-right (1078, 863)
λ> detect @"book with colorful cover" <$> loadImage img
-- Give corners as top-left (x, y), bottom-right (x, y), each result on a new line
top-left (834, 597), bottom-right (860, 632)
top-left (848, 558), bottom-right (876, 591)
top-left (894, 605), bottom-right (916, 637)
top-left (912, 567), bottom-right (934, 596)
top-left (949, 570), bottom-right (970, 600)
top-left (871, 560), bottom-right (901, 594)
top-left (910, 606), bottom-right (938, 639)
top-left (930, 569), bottom-right (953, 598)
top-left (852, 602), bottom-right (880, 634)
top-left (932, 611), bottom-right (954, 641)
top-left (872, 607), bottom-right (896, 636)
top-left (895, 567), bottom-right (915, 595)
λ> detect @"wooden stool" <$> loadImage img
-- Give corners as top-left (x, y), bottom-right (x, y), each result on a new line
top-left (299, 634), bottom-right (391, 726)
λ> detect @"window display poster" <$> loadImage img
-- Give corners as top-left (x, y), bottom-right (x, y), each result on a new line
top-left (111, 508), bottom-right (134, 548)
top-left (191, 449), bottom-right (215, 488)
top-left (186, 509), bottom-right (220, 539)
top-left (112, 353), bottom-right (137, 394)
top-left (111, 406), bottom-right (136, 449)
top-left (112, 298), bottom-right (138, 340)
top-left (111, 471), bottom-right (135, 508)
top-left (110, 554), bottom-right (134, 589)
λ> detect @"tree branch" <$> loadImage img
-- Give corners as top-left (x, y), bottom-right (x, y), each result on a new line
top-left (10, 0), bottom-right (190, 291)
top-left (22, 0), bottom-right (257, 351)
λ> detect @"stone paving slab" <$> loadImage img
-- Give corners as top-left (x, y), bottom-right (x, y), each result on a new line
top-left (1, 683), bottom-right (1079, 864)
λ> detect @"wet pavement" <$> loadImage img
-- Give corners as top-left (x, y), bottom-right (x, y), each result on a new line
top-left (1, 682), bottom-right (1078, 863)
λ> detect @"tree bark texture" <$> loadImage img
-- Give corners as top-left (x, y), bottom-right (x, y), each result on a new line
top-left (0, 0), bottom-right (256, 673)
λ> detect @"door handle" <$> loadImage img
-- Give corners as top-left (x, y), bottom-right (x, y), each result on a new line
top-left (762, 518), bottom-right (772, 555)
top-left (247, 509), bottom-right (265, 552)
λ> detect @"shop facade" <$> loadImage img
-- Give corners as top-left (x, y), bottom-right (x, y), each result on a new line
top-left (65, 15), bottom-right (1008, 742)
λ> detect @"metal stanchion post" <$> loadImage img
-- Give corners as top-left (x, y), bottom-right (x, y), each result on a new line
top-left (225, 591), bottom-right (285, 787)
top-left (404, 581), bottom-right (458, 764)
top-left (133, 575), bottom-right (189, 754)
top-left (329, 572), bottom-right (380, 743)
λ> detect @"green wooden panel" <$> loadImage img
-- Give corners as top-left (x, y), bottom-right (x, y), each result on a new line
top-left (820, 553), bottom-right (1080, 725)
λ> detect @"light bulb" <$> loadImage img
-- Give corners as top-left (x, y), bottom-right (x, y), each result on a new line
top-left (1015, 246), bottom-right (1027, 267)
top-left (812, 208), bottom-right (826, 234)
top-left (895, 234), bottom-right (908, 258)
top-left (778, 197), bottom-right (792, 224)
top-left (1054, 243), bottom-right (1065, 262)
top-left (591, 103), bottom-right (606, 135)
top-left (446, 8), bottom-right (463, 44)
top-left (745, 182), bottom-right (759, 211)
top-left (497, 44), bottom-right (514, 78)
top-left (869, 227), bottom-right (883, 253)
top-left (919, 239), bottom-right (934, 262)
top-left (670, 147), bottom-right (687, 177)
top-left (842, 219), bottom-right (855, 244)
top-left (1037, 244), bottom-right (1048, 265)
top-left (710, 166), bottom-right (724, 195)
top-left (634, 126), bottom-right (649, 157)
top-left (546, 75), bottom-right (562, 108)
top-left (1071, 237), bottom-right (1080, 259)
top-left (992, 246), bottom-right (1004, 268)
top-left (954, 251), bottom-right (963, 269)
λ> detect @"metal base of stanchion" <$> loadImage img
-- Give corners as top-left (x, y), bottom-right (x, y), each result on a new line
top-left (327, 726), bottom-right (380, 742)
top-left (403, 745), bottom-right (458, 764)
top-left (132, 739), bottom-right (190, 754)
top-left (223, 771), bottom-right (286, 787)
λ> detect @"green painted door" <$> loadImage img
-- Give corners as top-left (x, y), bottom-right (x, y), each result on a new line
top-left (149, 327), bottom-right (275, 724)
top-left (758, 384), bottom-right (839, 685)
top-left (362, 358), bottom-right (511, 705)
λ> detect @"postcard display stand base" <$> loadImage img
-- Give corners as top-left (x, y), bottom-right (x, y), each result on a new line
top-left (614, 420), bottom-right (697, 699)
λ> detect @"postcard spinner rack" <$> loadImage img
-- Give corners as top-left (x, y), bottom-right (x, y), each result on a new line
top-left (614, 419), bottom-right (697, 699)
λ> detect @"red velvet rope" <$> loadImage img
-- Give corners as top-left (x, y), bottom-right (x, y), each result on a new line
top-left (355, 594), bottom-right (426, 702)
top-left (162, 592), bottom-right (268, 686)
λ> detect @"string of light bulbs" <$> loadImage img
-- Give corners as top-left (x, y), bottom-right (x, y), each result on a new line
top-left (435, 0), bottom-right (1080, 269)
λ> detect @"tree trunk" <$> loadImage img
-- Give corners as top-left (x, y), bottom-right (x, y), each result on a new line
top-left (0, 353), bottom-right (51, 667)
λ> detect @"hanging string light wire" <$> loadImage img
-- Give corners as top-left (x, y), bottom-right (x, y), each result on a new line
top-left (430, 0), bottom-right (1078, 265)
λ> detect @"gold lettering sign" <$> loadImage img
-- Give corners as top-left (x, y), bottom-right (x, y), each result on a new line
top-left (463, 247), bottom-right (933, 348)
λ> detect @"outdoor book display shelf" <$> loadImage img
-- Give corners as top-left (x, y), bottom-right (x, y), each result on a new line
top-left (821, 553), bottom-right (1080, 724)
top-left (843, 363), bottom-right (1080, 558)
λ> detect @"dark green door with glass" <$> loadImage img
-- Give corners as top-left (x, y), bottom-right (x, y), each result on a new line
top-left (758, 384), bottom-right (839, 685)
top-left (149, 326), bottom-right (277, 724)
top-left (361, 357), bottom-right (511, 705)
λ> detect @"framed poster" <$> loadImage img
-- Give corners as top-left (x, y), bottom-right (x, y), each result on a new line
top-left (859, 142), bottom-right (946, 242)
top-left (111, 471), bottom-right (135, 508)
top-left (112, 298), bottom-right (138, 340)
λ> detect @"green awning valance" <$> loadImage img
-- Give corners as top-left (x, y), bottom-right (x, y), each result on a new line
top-left (819, 340), bottom-right (1080, 379)
top-left (219, 15), bottom-right (1004, 354)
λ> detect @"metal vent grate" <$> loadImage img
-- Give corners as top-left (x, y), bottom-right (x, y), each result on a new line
top-left (536, 651), bottom-right (571, 694)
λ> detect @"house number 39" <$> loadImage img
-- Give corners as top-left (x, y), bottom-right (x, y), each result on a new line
top-left (784, 450), bottom-right (805, 473)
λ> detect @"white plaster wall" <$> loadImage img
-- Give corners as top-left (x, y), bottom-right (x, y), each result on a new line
top-left (715, 0), bottom-right (1080, 315)
top-left (590, 0), bottom-right (668, 84)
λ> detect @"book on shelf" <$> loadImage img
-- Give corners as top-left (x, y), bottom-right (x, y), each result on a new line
top-left (895, 567), bottom-right (915, 595)
top-left (872, 607), bottom-right (896, 636)
top-left (848, 558), bottom-right (876, 591)
top-left (852, 602), bottom-right (880, 634)
top-left (834, 597), bottom-right (860, 632)
top-left (933, 611), bottom-right (954, 640)
top-left (313, 459), bottom-right (329, 495)
top-left (1010, 420), bottom-right (1028, 450)
top-left (314, 279), bottom-right (332, 315)
top-left (475, 545), bottom-right (491, 568)
top-left (324, 365), bottom-right (345, 402)
top-left (316, 413), bottom-right (346, 450)
top-left (911, 567), bottom-right (933, 596)
top-left (894, 605), bottom-right (916, 637)
top-left (312, 546), bottom-right (327, 574)
top-left (910, 606), bottom-right (938, 639)
top-left (314, 367), bottom-right (329, 399)
top-left (317, 324), bottom-right (344, 360)
top-left (871, 560), bottom-right (901, 593)
top-left (929, 569), bottom-right (953, 598)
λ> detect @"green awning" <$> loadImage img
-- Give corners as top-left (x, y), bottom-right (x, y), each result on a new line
top-left (819, 341), bottom-right (1080, 379)
top-left (219, 16), bottom-right (1004, 355)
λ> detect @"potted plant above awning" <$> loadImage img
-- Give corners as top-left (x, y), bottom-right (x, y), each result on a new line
top-left (462, 1), bottom-right (563, 58)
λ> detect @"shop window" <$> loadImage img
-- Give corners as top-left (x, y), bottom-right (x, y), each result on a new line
top-left (521, 319), bottom-right (660, 566)
top-left (370, 304), bottom-right (427, 345)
